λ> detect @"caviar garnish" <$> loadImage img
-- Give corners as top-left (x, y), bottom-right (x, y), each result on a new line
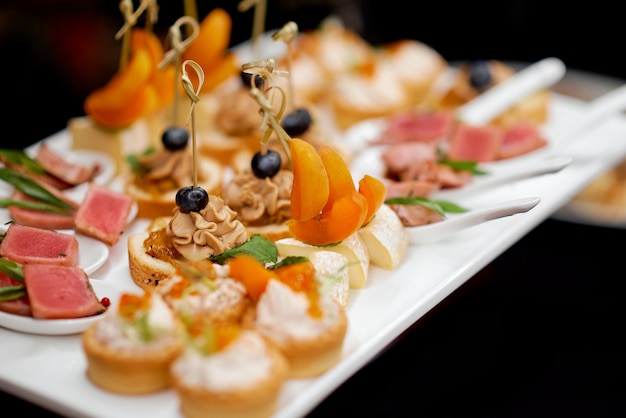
top-left (251, 149), bottom-right (282, 178)
top-left (468, 60), bottom-right (492, 90)
top-left (176, 185), bottom-right (209, 213)
top-left (100, 297), bottom-right (111, 308)
top-left (162, 127), bottom-right (190, 151)
top-left (281, 107), bottom-right (312, 137)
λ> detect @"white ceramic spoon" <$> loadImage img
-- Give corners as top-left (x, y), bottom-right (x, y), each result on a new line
top-left (406, 196), bottom-right (541, 245)
top-left (435, 155), bottom-right (573, 201)
top-left (456, 57), bottom-right (566, 125)
top-left (343, 57), bottom-right (567, 154)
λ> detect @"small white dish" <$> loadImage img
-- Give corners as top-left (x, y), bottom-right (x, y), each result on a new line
top-left (0, 279), bottom-right (121, 336)
top-left (0, 220), bottom-right (110, 276)
top-left (75, 234), bottom-right (110, 275)
top-left (0, 149), bottom-right (116, 199)
top-left (406, 196), bottom-right (541, 245)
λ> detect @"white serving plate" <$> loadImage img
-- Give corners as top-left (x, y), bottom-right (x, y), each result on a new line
top-left (1, 92), bottom-right (626, 418)
top-left (0, 280), bottom-right (123, 336)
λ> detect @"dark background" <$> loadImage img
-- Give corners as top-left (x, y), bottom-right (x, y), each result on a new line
top-left (1, 1), bottom-right (625, 417)
top-left (1, 0), bottom-right (625, 148)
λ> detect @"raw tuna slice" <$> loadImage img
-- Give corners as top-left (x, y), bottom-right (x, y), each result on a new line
top-left (447, 123), bottom-right (503, 162)
top-left (22, 264), bottom-right (104, 319)
top-left (36, 142), bottom-right (97, 186)
top-left (8, 189), bottom-right (78, 230)
top-left (499, 121), bottom-right (548, 160)
top-left (0, 223), bottom-right (79, 266)
top-left (0, 271), bottom-right (31, 317)
top-left (74, 183), bottom-right (133, 246)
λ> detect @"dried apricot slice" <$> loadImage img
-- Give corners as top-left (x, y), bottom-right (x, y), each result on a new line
top-left (287, 192), bottom-right (368, 246)
top-left (228, 254), bottom-right (278, 301)
top-left (358, 174), bottom-right (387, 226)
top-left (289, 138), bottom-right (330, 222)
top-left (319, 145), bottom-right (356, 214)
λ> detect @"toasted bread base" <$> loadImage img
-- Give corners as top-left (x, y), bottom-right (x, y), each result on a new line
top-left (127, 232), bottom-right (177, 290)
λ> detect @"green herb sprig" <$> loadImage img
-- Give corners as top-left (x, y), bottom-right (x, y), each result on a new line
top-left (0, 258), bottom-right (25, 302)
top-left (0, 168), bottom-right (75, 215)
top-left (0, 149), bottom-right (46, 175)
top-left (384, 196), bottom-right (468, 217)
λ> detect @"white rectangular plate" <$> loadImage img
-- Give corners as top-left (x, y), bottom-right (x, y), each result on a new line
top-left (1, 92), bottom-right (626, 418)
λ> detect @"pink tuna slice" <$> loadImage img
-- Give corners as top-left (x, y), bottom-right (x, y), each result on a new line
top-left (36, 142), bottom-right (97, 186)
top-left (74, 183), bottom-right (133, 246)
top-left (0, 223), bottom-right (79, 266)
top-left (447, 123), bottom-right (503, 162)
top-left (22, 264), bottom-right (104, 319)
top-left (0, 271), bottom-right (31, 316)
top-left (376, 110), bottom-right (455, 144)
top-left (499, 121), bottom-right (548, 160)
top-left (8, 189), bottom-right (78, 230)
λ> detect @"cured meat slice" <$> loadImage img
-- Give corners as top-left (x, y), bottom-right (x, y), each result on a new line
top-left (447, 123), bottom-right (503, 162)
top-left (22, 264), bottom-right (104, 319)
top-left (0, 271), bottom-right (30, 316)
top-left (8, 189), bottom-right (78, 230)
top-left (35, 142), bottom-right (97, 186)
top-left (0, 223), bottom-right (79, 266)
top-left (375, 110), bottom-right (455, 144)
top-left (499, 121), bottom-right (548, 160)
top-left (74, 183), bottom-right (133, 246)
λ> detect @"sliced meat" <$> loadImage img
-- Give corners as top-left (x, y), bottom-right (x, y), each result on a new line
top-left (74, 183), bottom-right (133, 246)
top-left (447, 123), bottom-right (503, 162)
top-left (499, 121), bottom-right (548, 160)
top-left (400, 160), bottom-right (474, 188)
top-left (389, 203), bottom-right (445, 227)
top-left (8, 189), bottom-right (78, 230)
top-left (22, 264), bottom-right (105, 319)
top-left (386, 179), bottom-right (440, 199)
top-left (0, 223), bottom-right (79, 266)
top-left (375, 110), bottom-right (455, 145)
top-left (381, 141), bottom-right (438, 179)
top-left (0, 271), bottom-right (30, 316)
top-left (35, 142), bottom-right (97, 186)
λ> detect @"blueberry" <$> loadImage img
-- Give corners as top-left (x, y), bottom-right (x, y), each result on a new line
top-left (281, 108), bottom-right (312, 137)
top-left (175, 186), bottom-right (209, 213)
top-left (251, 149), bottom-right (282, 179)
top-left (162, 127), bottom-right (189, 151)
top-left (468, 60), bottom-right (493, 90)
top-left (240, 70), bottom-right (264, 89)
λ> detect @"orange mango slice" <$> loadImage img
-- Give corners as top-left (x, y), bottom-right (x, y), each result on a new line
top-left (289, 138), bottom-right (330, 222)
top-left (358, 174), bottom-right (387, 225)
top-left (287, 192), bottom-right (368, 246)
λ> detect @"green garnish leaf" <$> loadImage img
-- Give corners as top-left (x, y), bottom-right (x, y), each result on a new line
top-left (0, 149), bottom-right (46, 174)
top-left (209, 234), bottom-right (278, 265)
top-left (270, 256), bottom-right (308, 270)
top-left (384, 196), bottom-right (468, 217)
top-left (0, 258), bottom-right (24, 282)
top-left (0, 199), bottom-right (74, 215)
top-left (0, 168), bottom-right (74, 214)
top-left (127, 147), bottom-right (155, 174)
top-left (0, 285), bottom-right (26, 301)
top-left (438, 159), bottom-right (488, 175)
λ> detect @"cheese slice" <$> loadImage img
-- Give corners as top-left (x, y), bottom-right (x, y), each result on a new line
top-left (307, 251), bottom-right (350, 307)
top-left (276, 232), bottom-right (370, 289)
top-left (358, 204), bottom-right (409, 270)
top-left (68, 116), bottom-right (152, 175)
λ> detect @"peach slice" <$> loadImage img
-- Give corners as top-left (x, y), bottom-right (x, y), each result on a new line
top-left (228, 254), bottom-right (278, 301)
top-left (319, 145), bottom-right (356, 214)
top-left (289, 138), bottom-right (330, 222)
top-left (287, 192), bottom-right (368, 246)
top-left (358, 174), bottom-right (387, 226)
